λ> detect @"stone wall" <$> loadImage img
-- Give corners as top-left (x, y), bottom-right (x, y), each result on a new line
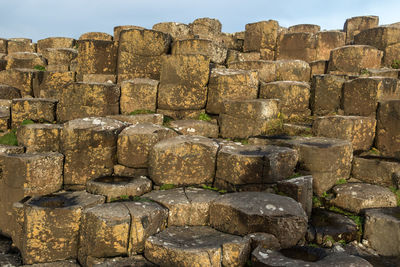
top-left (0, 15), bottom-right (399, 266)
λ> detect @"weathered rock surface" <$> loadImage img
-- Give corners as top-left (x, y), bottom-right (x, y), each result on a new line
top-left (170, 119), bottom-right (219, 138)
top-left (17, 123), bottom-right (62, 152)
top-left (210, 192), bottom-right (308, 248)
top-left (376, 100), bottom-right (400, 159)
top-left (145, 226), bottom-right (250, 267)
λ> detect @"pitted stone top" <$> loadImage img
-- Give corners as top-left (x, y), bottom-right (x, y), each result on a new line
top-left (64, 117), bottom-right (127, 132)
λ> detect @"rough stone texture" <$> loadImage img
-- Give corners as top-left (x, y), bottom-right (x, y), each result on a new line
top-left (149, 135), bottom-right (218, 186)
top-left (113, 165), bottom-right (148, 178)
top-left (277, 176), bottom-right (313, 217)
top-left (331, 183), bottom-right (397, 214)
top-left (352, 156), bottom-right (400, 187)
top-left (21, 260), bottom-right (80, 266)
top-left (17, 123), bottom-right (62, 152)
top-left (0, 152), bottom-right (63, 237)
top-left (152, 22), bottom-right (192, 41)
top-left (274, 59), bottom-right (311, 82)
top-left (0, 144), bottom-right (24, 154)
top-left (170, 119), bottom-right (218, 138)
top-left (277, 32), bottom-right (317, 62)
top-left (244, 20), bottom-right (279, 53)
top-left (82, 74), bottom-right (116, 84)
top-left (11, 98), bottom-right (57, 128)
top-left (312, 115), bottom-right (376, 151)
top-left (364, 207), bottom-right (400, 256)
top-left (108, 113), bottom-right (163, 125)
top-left (78, 202), bottom-right (130, 266)
top-left (344, 16), bottom-right (379, 44)
top-left (311, 209), bottom-right (358, 245)
top-left (310, 74), bottom-right (346, 116)
top-left (157, 54), bottom-right (210, 110)
top-left (219, 99), bottom-right (280, 139)
top-left (117, 28), bottom-right (171, 79)
top-left (36, 37), bottom-right (75, 53)
top-left (42, 48), bottom-right (78, 72)
top-left (383, 42), bottom-right (400, 67)
top-left (38, 71), bottom-right (76, 100)
top-left (246, 232), bottom-right (281, 251)
top-left (215, 143), bottom-right (298, 190)
top-left (327, 45), bottom-right (383, 75)
top-left (190, 17), bottom-right (222, 39)
top-left (90, 255), bottom-right (156, 267)
top-left (144, 188), bottom-right (220, 226)
top-left (120, 78), bottom-right (158, 114)
top-left (250, 136), bottom-right (353, 196)
top-left (113, 25), bottom-right (145, 42)
top-left (61, 117), bottom-right (126, 187)
top-left (252, 246), bottom-right (372, 266)
top-left (226, 50), bottom-right (260, 64)
top-left (20, 191), bottom-right (105, 264)
top-left (316, 31), bottom-right (346, 61)
top-left (0, 68), bottom-right (42, 97)
top-left (288, 24), bottom-right (321, 34)
top-left (86, 176), bottom-right (152, 202)
top-left (57, 82), bottom-right (120, 122)
top-left (0, 38), bottom-right (7, 54)
top-left (117, 123), bottom-right (178, 168)
top-left (79, 32), bottom-right (113, 41)
top-left (206, 68), bottom-right (258, 115)
top-left (228, 60), bottom-right (276, 83)
top-left (145, 226), bottom-right (250, 267)
top-left (343, 77), bottom-right (398, 117)
top-left (361, 67), bottom-right (400, 78)
top-left (7, 38), bottom-right (35, 53)
top-left (376, 100), bottom-right (400, 159)
top-left (354, 26), bottom-right (400, 50)
top-left (210, 192), bottom-right (308, 248)
top-left (5, 52), bottom-right (46, 70)
top-left (310, 60), bottom-right (328, 77)
top-left (157, 109), bottom-right (205, 120)
top-left (0, 84), bottom-right (21, 100)
top-left (260, 81), bottom-right (311, 118)
top-left (171, 39), bottom-right (227, 64)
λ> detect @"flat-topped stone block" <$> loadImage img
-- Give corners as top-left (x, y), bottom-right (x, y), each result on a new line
top-left (145, 226), bottom-right (250, 267)
top-left (226, 50), bottom-right (260, 64)
top-left (244, 20), bottom-right (279, 53)
top-left (57, 82), bottom-right (120, 122)
top-left (0, 84), bottom-right (21, 100)
top-left (19, 191), bottom-right (105, 264)
top-left (172, 38), bottom-right (227, 64)
top-left (228, 60), bottom-right (276, 83)
top-left (11, 98), bottom-right (57, 128)
top-left (344, 15), bottom-right (379, 44)
top-left (312, 115), bottom-right (376, 151)
top-left (376, 100), bottom-right (400, 159)
top-left (86, 176), bottom-right (152, 202)
top-left (61, 117), bottom-right (127, 187)
top-left (210, 192), bottom-right (308, 248)
top-left (107, 113), bottom-right (163, 125)
top-left (144, 187), bottom-right (220, 226)
top-left (5, 52), bottom-right (46, 70)
top-left (117, 123), bottom-right (177, 168)
top-left (354, 26), bottom-right (400, 50)
top-left (38, 71), bottom-right (76, 100)
top-left (0, 68), bottom-right (42, 97)
top-left (36, 37), bottom-right (75, 53)
top-left (79, 32), bottom-right (113, 41)
top-left (152, 22), bottom-right (192, 41)
top-left (275, 59), bottom-right (311, 82)
top-left (120, 78), bottom-right (159, 114)
top-left (89, 255), bottom-right (156, 267)
top-left (206, 68), bottom-right (258, 115)
top-left (190, 17), bottom-right (222, 39)
top-left (170, 119), bottom-right (219, 138)
top-left (17, 123), bottom-right (62, 152)
top-left (331, 183), bottom-right (397, 214)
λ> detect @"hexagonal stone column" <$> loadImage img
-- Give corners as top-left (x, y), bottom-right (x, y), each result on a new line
top-left (364, 207), bottom-right (400, 256)
top-left (343, 77), bottom-right (398, 117)
top-left (117, 123), bottom-right (177, 168)
top-left (61, 117), bottom-right (126, 188)
top-left (0, 84), bottom-right (21, 100)
top-left (244, 20), bottom-right (279, 54)
top-left (36, 37), bottom-right (75, 53)
top-left (20, 191), bottom-right (105, 264)
top-left (312, 115), bottom-right (376, 151)
top-left (38, 71), bottom-right (76, 100)
top-left (190, 17), bottom-right (222, 39)
top-left (5, 52), bottom-right (46, 70)
top-left (376, 100), bottom-right (400, 159)
top-left (11, 98), bottom-right (57, 128)
top-left (157, 54), bottom-right (210, 110)
top-left (274, 60), bottom-right (311, 82)
top-left (170, 120), bottom-right (219, 138)
top-left (219, 99), bottom-right (280, 139)
top-left (78, 202), bottom-right (130, 266)
top-left (171, 39), bottom-right (227, 64)
top-left (0, 152), bottom-right (64, 236)
top-left (215, 143), bottom-right (298, 191)
top-left (0, 69), bottom-right (42, 97)
top-left (331, 183), bottom-right (397, 214)
top-left (120, 79), bottom-right (159, 115)
top-left (228, 60), bottom-right (276, 83)
top-left (144, 187), bottom-right (219, 226)
top-left (57, 82), bottom-right (120, 122)
top-left (145, 226), bottom-right (250, 267)
top-left (108, 113), bottom-right (164, 125)
top-left (153, 22), bottom-right (192, 41)
top-left (260, 81), bottom-right (311, 118)
top-left (206, 68), bottom-right (258, 115)
top-left (210, 192), bottom-right (308, 248)
top-left (327, 45), bottom-right (383, 75)
top-left (149, 135), bottom-right (218, 186)
top-left (17, 123), bottom-right (62, 152)
top-left (344, 15), bottom-right (379, 44)
top-left (41, 48), bottom-right (78, 72)
top-left (354, 26), bottom-right (400, 51)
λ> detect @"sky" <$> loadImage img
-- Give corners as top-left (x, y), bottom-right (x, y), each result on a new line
top-left (1, 0), bottom-right (400, 42)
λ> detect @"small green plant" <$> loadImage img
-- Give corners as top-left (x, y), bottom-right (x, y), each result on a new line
top-left (162, 116), bottom-right (174, 126)
top-left (323, 235), bottom-right (335, 244)
top-left (0, 129), bottom-right (18, 146)
top-left (198, 112), bottom-right (211, 122)
top-left (74, 43), bottom-right (79, 49)
top-left (321, 191), bottom-right (333, 199)
top-left (391, 59), bottom-right (400, 69)
top-left (389, 186), bottom-right (400, 206)
top-left (307, 243), bottom-right (320, 248)
top-left (337, 239), bottom-right (346, 246)
top-left (33, 65), bottom-right (46, 71)
top-left (232, 138), bottom-right (249, 145)
top-left (21, 119), bottom-right (35, 126)
top-left (129, 109), bottom-right (154, 115)
top-left (369, 147), bottom-right (380, 155)
top-left (160, 184), bottom-right (175, 190)
top-left (202, 185), bottom-right (227, 194)
top-left (360, 69), bottom-right (371, 75)
top-left (312, 196), bottom-right (323, 208)
top-left (328, 205), bottom-right (364, 239)
top-left (336, 178), bottom-right (347, 185)
top-left (287, 172), bottom-right (302, 179)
